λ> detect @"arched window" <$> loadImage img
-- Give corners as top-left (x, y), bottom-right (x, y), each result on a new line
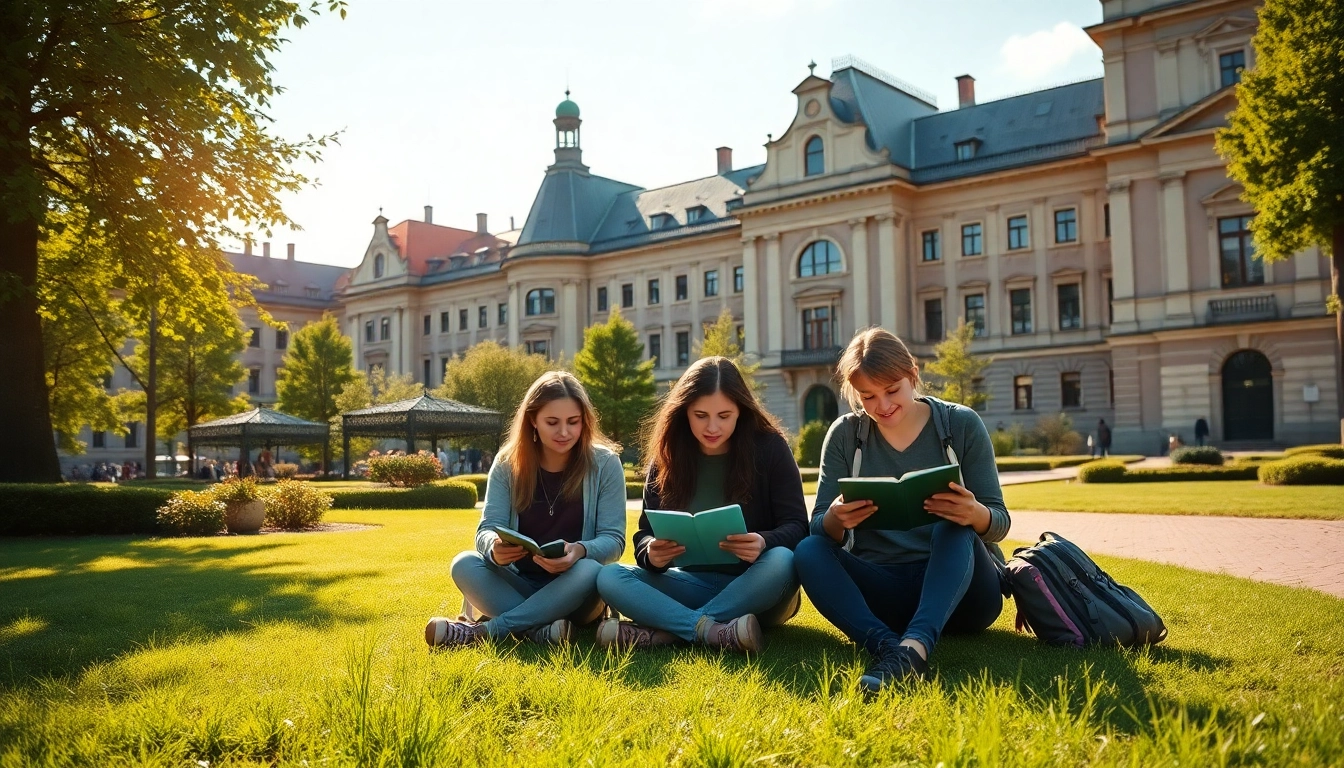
top-left (803, 386), bottom-right (839, 425)
top-left (526, 288), bottom-right (556, 316)
top-left (804, 136), bottom-right (824, 176)
top-left (797, 240), bottom-right (841, 278)
top-left (373, 253), bottom-right (385, 278)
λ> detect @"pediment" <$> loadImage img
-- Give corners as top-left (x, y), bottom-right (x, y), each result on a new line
top-left (792, 283), bottom-right (845, 301)
top-left (1051, 267), bottom-right (1085, 279)
top-left (1142, 88), bottom-right (1237, 141)
top-left (521, 322), bottom-right (556, 335)
top-left (958, 279), bottom-right (989, 290)
top-left (1201, 182), bottom-right (1245, 206)
top-left (1193, 15), bottom-right (1256, 42)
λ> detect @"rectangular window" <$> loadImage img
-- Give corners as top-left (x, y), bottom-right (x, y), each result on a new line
top-left (441, 356), bottom-right (451, 381)
top-left (249, 327), bottom-right (261, 348)
top-left (648, 278), bottom-right (660, 305)
top-left (478, 306), bottom-right (487, 329)
top-left (621, 283), bottom-right (634, 308)
top-left (924, 298), bottom-right (944, 342)
top-left (1106, 278), bottom-right (1114, 325)
top-left (1054, 208), bottom-right (1078, 244)
top-left (92, 430), bottom-right (105, 448)
top-left (423, 358), bottom-right (431, 385)
top-left (440, 311), bottom-right (450, 333)
top-left (1061, 372), bottom-right (1082, 408)
top-left (1103, 203), bottom-right (1111, 239)
top-left (365, 321), bottom-right (374, 343)
top-left (125, 422), bottom-right (139, 449)
top-left (676, 331), bottom-right (690, 367)
top-left (496, 303), bottom-right (506, 326)
top-left (1109, 368), bottom-right (1115, 406)
top-left (921, 230), bottom-right (941, 262)
top-left (801, 306), bottom-right (833, 351)
top-left (525, 339), bottom-right (549, 358)
top-left (1220, 50), bottom-right (1245, 87)
top-left (964, 294), bottom-right (986, 338)
top-left (1007, 215), bottom-right (1029, 250)
top-left (597, 286), bottom-right (608, 312)
top-left (649, 333), bottom-right (661, 367)
top-left (1219, 215), bottom-right (1263, 288)
top-left (1057, 283), bottom-right (1081, 330)
top-left (248, 368), bottom-right (261, 395)
top-left (276, 328), bottom-right (289, 350)
top-left (733, 266), bottom-right (744, 293)
top-left (423, 314), bottom-right (431, 336)
top-left (379, 317), bottom-right (391, 341)
top-left (675, 274), bottom-right (688, 301)
top-left (961, 223), bottom-right (982, 256)
top-left (459, 309), bottom-right (468, 331)
top-left (955, 140), bottom-right (977, 161)
top-left (1014, 375), bottom-right (1034, 411)
top-left (704, 270), bottom-right (719, 297)
top-left (1010, 288), bottom-right (1033, 335)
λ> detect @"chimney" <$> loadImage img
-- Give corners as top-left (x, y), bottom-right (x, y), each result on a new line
top-left (424, 205), bottom-right (433, 224)
top-left (262, 241), bottom-right (271, 258)
top-left (243, 239), bottom-right (253, 256)
top-left (510, 216), bottom-right (515, 230)
top-left (716, 146), bottom-right (733, 175)
top-left (286, 243), bottom-right (295, 261)
top-left (956, 74), bottom-right (976, 109)
top-left (476, 212), bottom-right (488, 234)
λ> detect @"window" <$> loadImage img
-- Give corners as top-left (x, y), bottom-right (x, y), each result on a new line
top-left (647, 278), bottom-right (660, 305)
top-left (92, 430), bottom-right (105, 448)
top-left (733, 266), bottom-right (744, 293)
top-left (1057, 283), bottom-right (1081, 330)
top-left (1219, 215), bottom-right (1262, 288)
top-left (651, 213), bottom-right (676, 230)
top-left (1061, 372), bottom-right (1082, 408)
top-left (734, 324), bottom-right (744, 348)
top-left (526, 288), bottom-right (556, 316)
top-left (924, 298), bottom-right (944, 342)
top-left (804, 136), bottom-right (824, 176)
top-left (379, 317), bottom-right (390, 341)
top-left (373, 253), bottom-right (385, 278)
top-left (1103, 203), bottom-right (1111, 239)
top-left (125, 422), bottom-right (139, 449)
top-left (1109, 368), bottom-right (1115, 405)
top-left (101, 373), bottom-right (112, 389)
top-left (1010, 288), bottom-right (1033, 335)
top-left (955, 140), bottom-right (978, 161)
top-left (1106, 278), bottom-right (1114, 325)
top-left (1054, 208), bottom-right (1078, 244)
top-left (621, 283), bottom-right (634, 308)
top-left (961, 223), bottom-right (982, 256)
top-left (676, 331), bottom-right (690, 367)
top-left (423, 359), bottom-right (431, 385)
top-left (478, 306), bottom-right (487, 328)
top-left (305, 286), bottom-right (321, 299)
top-left (525, 339), bottom-right (549, 358)
top-left (1007, 215), bottom-right (1030, 250)
top-left (802, 306), bottom-right (833, 350)
top-left (423, 314), bottom-right (431, 336)
top-left (249, 327), bottom-right (261, 348)
top-left (597, 286), bottom-right (608, 312)
top-left (441, 357), bottom-right (451, 381)
top-left (675, 274), bottom-right (688, 301)
top-left (965, 294), bottom-right (986, 338)
top-left (248, 368), bottom-right (261, 395)
top-left (704, 269), bottom-right (719, 297)
top-left (649, 333), bottom-right (661, 366)
top-left (921, 230), bottom-right (940, 262)
top-left (459, 308), bottom-right (468, 331)
top-left (276, 328), bottom-right (288, 350)
top-left (797, 240), bottom-right (841, 277)
top-left (364, 321), bottom-right (374, 343)
top-left (498, 303), bottom-right (508, 326)
top-left (687, 205), bottom-right (710, 223)
top-left (1220, 50), bottom-right (1245, 87)
top-left (1014, 375), bottom-right (1034, 411)
top-left (440, 311), bottom-right (450, 333)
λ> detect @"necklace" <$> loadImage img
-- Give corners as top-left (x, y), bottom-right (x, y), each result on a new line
top-left (538, 468), bottom-right (559, 516)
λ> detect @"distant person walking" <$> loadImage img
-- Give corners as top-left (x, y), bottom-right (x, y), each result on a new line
top-left (1096, 419), bottom-right (1112, 458)
top-left (1195, 418), bottom-right (1209, 447)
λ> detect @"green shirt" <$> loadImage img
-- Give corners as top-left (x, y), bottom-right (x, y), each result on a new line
top-left (688, 452), bottom-right (730, 513)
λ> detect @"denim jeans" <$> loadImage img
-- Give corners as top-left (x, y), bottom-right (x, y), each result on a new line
top-left (595, 546), bottom-right (800, 642)
top-left (793, 521), bottom-right (1002, 655)
top-left (451, 551), bottom-right (605, 638)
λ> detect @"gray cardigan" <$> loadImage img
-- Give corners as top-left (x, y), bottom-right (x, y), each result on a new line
top-left (474, 445), bottom-right (627, 565)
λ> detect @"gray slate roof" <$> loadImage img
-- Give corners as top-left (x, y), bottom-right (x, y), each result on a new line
top-left (829, 65), bottom-right (939, 167)
top-left (518, 171), bottom-right (641, 245)
top-left (226, 251), bottom-right (349, 307)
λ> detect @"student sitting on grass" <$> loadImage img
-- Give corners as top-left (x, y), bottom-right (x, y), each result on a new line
top-left (595, 356), bottom-right (808, 653)
top-left (794, 328), bottom-right (1008, 691)
top-left (426, 371), bottom-right (626, 647)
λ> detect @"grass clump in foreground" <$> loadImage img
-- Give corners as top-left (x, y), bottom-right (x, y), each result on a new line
top-left (1005, 479), bottom-right (1344, 520)
top-left (1, 509), bottom-right (1342, 765)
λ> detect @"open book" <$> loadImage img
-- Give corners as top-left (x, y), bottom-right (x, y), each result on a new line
top-left (838, 464), bottom-right (963, 532)
top-left (491, 525), bottom-right (567, 559)
top-left (644, 504), bottom-right (748, 567)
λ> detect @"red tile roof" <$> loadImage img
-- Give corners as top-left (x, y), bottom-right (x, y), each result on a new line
top-left (386, 220), bottom-right (511, 276)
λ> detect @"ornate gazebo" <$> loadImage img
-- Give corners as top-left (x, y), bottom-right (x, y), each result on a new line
top-left (188, 407), bottom-right (330, 477)
top-left (340, 393), bottom-right (504, 478)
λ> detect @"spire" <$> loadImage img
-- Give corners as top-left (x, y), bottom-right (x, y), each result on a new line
top-left (551, 89), bottom-right (586, 173)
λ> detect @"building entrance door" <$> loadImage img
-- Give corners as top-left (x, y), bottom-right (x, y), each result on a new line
top-left (803, 385), bottom-right (838, 426)
top-left (1221, 350), bottom-right (1273, 441)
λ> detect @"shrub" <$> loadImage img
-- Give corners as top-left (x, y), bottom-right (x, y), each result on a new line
top-left (273, 463), bottom-right (300, 479)
top-left (453, 473), bottom-right (490, 497)
top-left (997, 460), bottom-right (1051, 472)
top-left (1035, 413), bottom-right (1085, 456)
top-left (367, 454), bottom-right (442, 487)
top-left (1077, 460), bottom-right (1128, 483)
top-left (1126, 465), bottom-right (1259, 482)
top-left (793, 420), bottom-right (827, 468)
top-left (798, 467), bottom-right (819, 483)
top-left (990, 429), bottom-right (1015, 457)
top-left (0, 484), bottom-right (172, 536)
top-left (212, 476), bottom-right (262, 503)
top-left (626, 482), bottom-right (644, 500)
top-left (1170, 446), bottom-right (1225, 466)
top-left (264, 481), bottom-right (333, 529)
top-left (156, 490), bottom-right (226, 536)
top-left (330, 480), bottom-right (477, 510)
top-left (1284, 444), bottom-right (1344, 460)
top-left (1259, 456), bottom-right (1344, 485)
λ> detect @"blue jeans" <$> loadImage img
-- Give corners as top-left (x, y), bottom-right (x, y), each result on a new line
top-left (451, 551), bottom-right (605, 638)
top-left (793, 521), bottom-right (1002, 655)
top-left (595, 546), bottom-right (800, 642)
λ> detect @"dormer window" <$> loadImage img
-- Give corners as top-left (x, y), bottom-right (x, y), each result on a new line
top-left (305, 285), bottom-right (320, 298)
top-left (651, 213), bottom-right (677, 230)
top-left (686, 205), bottom-right (711, 223)
top-left (273, 280), bottom-right (289, 295)
top-left (955, 139), bottom-right (980, 162)
top-left (804, 136), bottom-right (824, 176)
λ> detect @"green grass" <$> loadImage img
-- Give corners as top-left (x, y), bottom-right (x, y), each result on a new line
top-left (1005, 479), bottom-right (1344, 520)
top-left (2, 510), bottom-right (1343, 765)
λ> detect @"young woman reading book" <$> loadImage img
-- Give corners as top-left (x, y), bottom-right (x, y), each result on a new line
top-left (794, 328), bottom-right (1009, 691)
top-left (595, 357), bottom-right (808, 653)
top-left (425, 371), bottom-right (626, 647)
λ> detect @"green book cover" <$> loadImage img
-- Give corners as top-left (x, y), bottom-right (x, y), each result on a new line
top-left (491, 525), bottom-right (567, 559)
top-left (644, 504), bottom-right (748, 567)
top-left (839, 464), bottom-right (963, 532)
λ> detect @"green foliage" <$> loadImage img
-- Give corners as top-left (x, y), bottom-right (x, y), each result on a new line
top-left (793, 420), bottom-right (828, 467)
top-left (1034, 413), bottom-right (1085, 456)
top-left (328, 481), bottom-right (477, 510)
top-left (1284, 444), bottom-right (1344, 459)
top-left (436, 341), bottom-right (555, 448)
top-left (273, 463), bottom-right (299, 480)
top-left (149, 301), bottom-right (250, 452)
top-left (211, 476), bottom-right (262, 503)
top-left (697, 308), bottom-right (762, 392)
top-left (1259, 455), bottom-right (1344, 485)
top-left (572, 308), bottom-right (656, 448)
top-left (626, 482), bottom-right (644, 500)
top-left (922, 319), bottom-right (991, 410)
top-left (277, 314), bottom-right (356, 470)
top-left (452, 474), bottom-right (490, 497)
top-left (989, 428), bottom-right (1015, 457)
top-left (997, 460), bottom-right (1051, 472)
top-left (156, 490), bottom-right (226, 536)
top-left (367, 454), bottom-right (442, 488)
top-left (334, 369), bottom-right (424, 460)
top-left (0, 485), bottom-right (171, 535)
top-left (1077, 460), bottom-right (1129, 483)
top-left (1170, 446), bottom-right (1225, 466)
top-left (1127, 465), bottom-right (1260, 482)
top-left (263, 480), bottom-right (332, 529)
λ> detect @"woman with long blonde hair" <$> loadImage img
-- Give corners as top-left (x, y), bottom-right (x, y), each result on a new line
top-left (425, 371), bottom-right (627, 646)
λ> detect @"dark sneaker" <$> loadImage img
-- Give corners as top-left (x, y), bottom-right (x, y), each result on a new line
top-left (700, 614), bottom-right (762, 653)
top-left (859, 641), bottom-right (930, 692)
top-left (425, 616), bottom-right (488, 648)
top-left (521, 619), bottom-right (573, 646)
top-left (595, 618), bottom-right (680, 649)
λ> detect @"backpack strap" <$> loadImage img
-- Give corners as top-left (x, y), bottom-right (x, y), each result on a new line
top-left (925, 397), bottom-right (960, 468)
top-left (851, 414), bottom-right (871, 476)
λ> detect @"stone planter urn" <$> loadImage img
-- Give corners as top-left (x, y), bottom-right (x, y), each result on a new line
top-left (225, 500), bottom-right (265, 534)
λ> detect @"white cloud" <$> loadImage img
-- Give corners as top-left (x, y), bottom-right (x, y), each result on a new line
top-left (999, 22), bottom-right (1099, 81)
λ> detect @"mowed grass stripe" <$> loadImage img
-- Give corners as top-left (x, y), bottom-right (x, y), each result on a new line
top-left (1003, 479), bottom-right (1344, 519)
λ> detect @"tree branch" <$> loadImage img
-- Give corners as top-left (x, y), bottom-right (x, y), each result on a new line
top-left (55, 276), bottom-right (146, 391)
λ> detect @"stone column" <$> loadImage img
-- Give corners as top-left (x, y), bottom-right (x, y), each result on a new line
top-left (562, 279), bottom-right (579, 356)
top-left (764, 234), bottom-right (783, 362)
top-left (507, 284), bottom-right (520, 348)
top-left (1160, 171), bottom-right (1193, 324)
top-left (1032, 198), bottom-right (1049, 335)
top-left (1081, 191), bottom-right (1099, 329)
top-left (849, 217), bottom-right (870, 329)
top-left (689, 261), bottom-right (702, 339)
top-left (1108, 180), bottom-right (1138, 332)
top-left (351, 313), bottom-right (362, 369)
top-left (877, 214), bottom-right (897, 332)
top-left (392, 307), bottom-right (404, 374)
top-left (742, 238), bottom-right (760, 355)
top-left (984, 205), bottom-right (1001, 337)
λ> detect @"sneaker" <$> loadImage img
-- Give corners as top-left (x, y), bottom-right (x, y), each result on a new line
top-left (858, 640), bottom-right (930, 693)
top-left (595, 618), bottom-right (681, 650)
top-left (425, 616), bottom-right (488, 648)
top-left (700, 614), bottom-right (762, 654)
top-left (521, 619), bottom-right (573, 646)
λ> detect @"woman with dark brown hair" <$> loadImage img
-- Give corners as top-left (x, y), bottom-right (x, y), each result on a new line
top-left (594, 357), bottom-right (807, 652)
top-left (425, 371), bottom-right (627, 647)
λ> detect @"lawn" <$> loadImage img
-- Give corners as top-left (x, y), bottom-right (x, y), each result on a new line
top-left (2, 509), bottom-right (1342, 765)
top-left (1005, 479), bottom-right (1344, 520)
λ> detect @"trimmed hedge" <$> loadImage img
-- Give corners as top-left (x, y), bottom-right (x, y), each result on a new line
top-left (0, 484), bottom-right (172, 536)
top-left (997, 460), bottom-right (1051, 472)
top-left (799, 467), bottom-right (820, 483)
top-left (626, 482), bottom-right (643, 500)
top-left (1284, 444), bottom-right (1344, 460)
top-left (1077, 460), bottom-right (1128, 483)
top-left (1076, 461), bottom-right (1260, 483)
top-left (1259, 456), bottom-right (1344, 485)
top-left (329, 480), bottom-right (477, 510)
top-left (1170, 446), bottom-right (1225, 466)
top-left (453, 474), bottom-right (490, 497)
top-left (367, 454), bottom-right (442, 487)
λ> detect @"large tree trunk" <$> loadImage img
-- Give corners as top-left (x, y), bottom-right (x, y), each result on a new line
top-left (144, 306), bottom-right (158, 478)
top-left (1333, 221), bottom-right (1343, 443)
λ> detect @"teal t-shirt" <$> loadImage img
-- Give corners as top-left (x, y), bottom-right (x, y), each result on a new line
top-left (687, 452), bottom-right (729, 513)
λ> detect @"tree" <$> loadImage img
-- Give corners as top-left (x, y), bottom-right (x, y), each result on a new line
top-left (153, 314), bottom-right (250, 477)
top-left (276, 315), bottom-right (356, 473)
top-left (0, 1), bottom-right (344, 482)
top-left (573, 308), bottom-right (657, 448)
top-left (1216, 0), bottom-right (1344, 437)
top-left (436, 340), bottom-right (557, 446)
top-left (923, 320), bottom-right (992, 410)
top-left (697, 308), bottom-right (762, 392)
top-left (334, 368), bottom-right (423, 462)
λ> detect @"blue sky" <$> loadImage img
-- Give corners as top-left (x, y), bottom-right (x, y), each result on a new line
top-left (258, 0), bottom-right (1106, 266)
